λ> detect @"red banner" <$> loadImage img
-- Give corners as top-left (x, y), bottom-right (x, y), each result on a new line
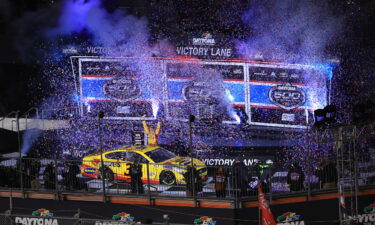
top-left (258, 185), bottom-right (276, 225)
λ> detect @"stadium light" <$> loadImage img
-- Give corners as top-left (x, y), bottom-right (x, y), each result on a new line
top-left (314, 109), bottom-right (326, 128)
top-left (324, 105), bottom-right (337, 124)
top-left (313, 105), bottom-right (337, 128)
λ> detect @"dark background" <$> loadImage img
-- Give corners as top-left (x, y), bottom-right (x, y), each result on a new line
top-left (0, 0), bottom-right (374, 117)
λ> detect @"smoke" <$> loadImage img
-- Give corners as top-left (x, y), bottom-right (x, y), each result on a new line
top-left (237, 0), bottom-right (342, 63)
top-left (237, 0), bottom-right (342, 110)
top-left (21, 128), bottom-right (42, 156)
top-left (46, 0), bottom-right (176, 118)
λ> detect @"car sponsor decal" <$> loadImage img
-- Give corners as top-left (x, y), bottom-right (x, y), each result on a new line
top-left (84, 168), bottom-right (97, 174)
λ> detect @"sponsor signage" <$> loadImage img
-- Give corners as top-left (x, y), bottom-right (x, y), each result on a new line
top-left (14, 217), bottom-right (59, 225)
top-left (353, 203), bottom-right (375, 225)
top-left (176, 32), bottom-right (235, 59)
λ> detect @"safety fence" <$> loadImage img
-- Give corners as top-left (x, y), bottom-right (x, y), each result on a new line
top-left (0, 157), bottom-right (374, 199)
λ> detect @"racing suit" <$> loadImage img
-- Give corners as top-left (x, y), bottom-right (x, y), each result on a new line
top-left (142, 120), bottom-right (161, 146)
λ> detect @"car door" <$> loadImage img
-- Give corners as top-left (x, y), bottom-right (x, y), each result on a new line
top-left (126, 152), bottom-right (149, 182)
top-left (105, 152), bottom-right (131, 180)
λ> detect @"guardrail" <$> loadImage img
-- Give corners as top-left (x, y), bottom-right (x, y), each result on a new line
top-left (0, 111), bottom-right (19, 131)
top-left (1, 157), bottom-right (374, 203)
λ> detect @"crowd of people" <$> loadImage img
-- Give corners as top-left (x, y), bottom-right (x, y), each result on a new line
top-left (0, 159), bottom-right (85, 191)
top-left (0, 152), bottom-right (374, 198)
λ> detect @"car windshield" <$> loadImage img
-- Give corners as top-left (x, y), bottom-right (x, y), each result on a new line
top-left (145, 148), bottom-right (176, 163)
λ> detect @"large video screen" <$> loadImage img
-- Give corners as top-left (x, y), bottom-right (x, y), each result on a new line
top-left (72, 57), bottom-right (327, 128)
top-left (77, 58), bottom-right (155, 119)
top-left (248, 65), bottom-right (315, 128)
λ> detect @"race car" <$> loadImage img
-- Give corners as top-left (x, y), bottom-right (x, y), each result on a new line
top-left (80, 145), bottom-right (207, 185)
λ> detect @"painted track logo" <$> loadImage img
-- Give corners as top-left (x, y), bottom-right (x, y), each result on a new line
top-left (112, 212), bottom-right (134, 222)
top-left (277, 212), bottom-right (302, 223)
top-left (32, 209), bottom-right (54, 217)
top-left (194, 216), bottom-right (216, 225)
top-left (269, 84), bottom-right (306, 110)
top-left (103, 78), bottom-right (141, 102)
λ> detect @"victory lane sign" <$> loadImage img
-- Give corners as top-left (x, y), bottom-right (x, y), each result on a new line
top-left (176, 32), bottom-right (234, 59)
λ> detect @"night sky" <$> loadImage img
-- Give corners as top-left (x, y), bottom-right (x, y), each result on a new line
top-left (0, 0), bottom-right (374, 118)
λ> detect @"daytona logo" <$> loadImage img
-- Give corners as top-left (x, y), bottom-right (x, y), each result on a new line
top-left (15, 217), bottom-right (58, 225)
top-left (268, 84), bottom-right (306, 110)
top-left (102, 78), bottom-right (141, 102)
top-left (95, 221), bottom-right (132, 225)
top-left (277, 222), bottom-right (305, 225)
top-left (182, 82), bottom-right (217, 103)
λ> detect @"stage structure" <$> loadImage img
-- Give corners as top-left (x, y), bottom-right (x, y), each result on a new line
top-left (70, 56), bottom-right (332, 129)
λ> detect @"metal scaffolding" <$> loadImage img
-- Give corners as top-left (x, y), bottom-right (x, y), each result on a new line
top-left (313, 123), bottom-right (375, 225)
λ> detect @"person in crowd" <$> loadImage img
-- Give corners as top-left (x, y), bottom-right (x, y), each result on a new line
top-left (183, 166), bottom-right (203, 197)
top-left (30, 159), bottom-right (41, 186)
top-left (195, 167), bottom-right (203, 196)
top-left (232, 159), bottom-right (249, 197)
top-left (258, 162), bottom-right (272, 193)
top-left (316, 159), bottom-right (338, 189)
top-left (142, 115), bottom-right (162, 146)
top-left (184, 166), bottom-right (192, 197)
top-left (287, 163), bottom-right (305, 192)
top-left (21, 158), bottom-right (32, 189)
top-left (62, 162), bottom-right (71, 190)
top-left (130, 160), bottom-right (143, 194)
top-left (214, 167), bottom-right (226, 198)
top-left (44, 163), bottom-right (56, 190)
top-left (69, 162), bottom-right (81, 190)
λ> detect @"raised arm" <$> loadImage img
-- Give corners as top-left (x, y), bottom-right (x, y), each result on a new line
top-left (142, 115), bottom-right (149, 134)
top-left (155, 120), bottom-right (162, 135)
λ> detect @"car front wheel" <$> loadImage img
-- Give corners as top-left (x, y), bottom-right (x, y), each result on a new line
top-left (98, 167), bottom-right (114, 182)
top-left (159, 170), bottom-right (176, 185)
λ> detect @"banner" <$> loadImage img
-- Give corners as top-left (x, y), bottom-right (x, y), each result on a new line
top-left (72, 56), bottom-right (328, 128)
top-left (258, 185), bottom-right (277, 225)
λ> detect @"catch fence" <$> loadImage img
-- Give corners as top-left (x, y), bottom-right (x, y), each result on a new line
top-left (1, 157), bottom-right (374, 201)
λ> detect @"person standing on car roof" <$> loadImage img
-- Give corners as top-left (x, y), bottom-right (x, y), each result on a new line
top-left (142, 115), bottom-right (162, 146)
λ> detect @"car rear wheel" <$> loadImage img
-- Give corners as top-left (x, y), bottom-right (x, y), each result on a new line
top-left (98, 167), bottom-right (114, 182)
top-left (160, 170), bottom-right (176, 185)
